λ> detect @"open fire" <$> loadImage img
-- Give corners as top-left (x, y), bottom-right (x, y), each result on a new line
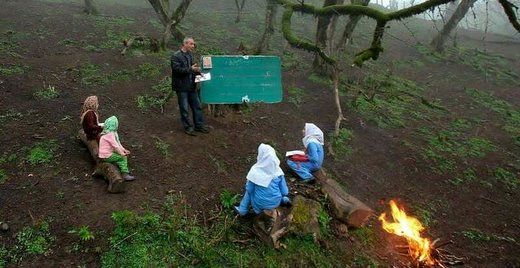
top-left (379, 200), bottom-right (464, 267)
top-left (379, 200), bottom-right (435, 265)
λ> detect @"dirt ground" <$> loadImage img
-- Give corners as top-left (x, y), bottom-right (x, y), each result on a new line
top-left (0, 0), bottom-right (519, 267)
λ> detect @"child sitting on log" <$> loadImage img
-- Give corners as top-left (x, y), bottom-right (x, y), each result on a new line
top-left (80, 95), bottom-right (103, 141)
top-left (286, 123), bottom-right (324, 182)
top-left (235, 143), bottom-right (291, 216)
top-left (98, 116), bottom-right (135, 181)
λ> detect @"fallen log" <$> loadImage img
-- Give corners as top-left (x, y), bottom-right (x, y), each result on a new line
top-left (78, 129), bottom-right (125, 193)
top-left (314, 169), bottom-right (373, 228)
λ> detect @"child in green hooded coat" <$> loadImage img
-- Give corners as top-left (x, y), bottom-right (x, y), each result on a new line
top-left (98, 116), bottom-right (135, 181)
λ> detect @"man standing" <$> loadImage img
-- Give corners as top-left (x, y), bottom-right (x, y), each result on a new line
top-left (171, 37), bottom-right (209, 136)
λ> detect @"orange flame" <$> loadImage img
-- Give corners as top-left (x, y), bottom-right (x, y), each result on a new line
top-left (379, 200), bottom-right (434, 265)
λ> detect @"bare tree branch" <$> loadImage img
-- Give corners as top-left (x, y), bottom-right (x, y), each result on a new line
top-left (497, 0), bottom-right (520, 32)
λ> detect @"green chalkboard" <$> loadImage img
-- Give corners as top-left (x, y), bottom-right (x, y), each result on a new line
top-left (199, 55), bottom-right (282, 104)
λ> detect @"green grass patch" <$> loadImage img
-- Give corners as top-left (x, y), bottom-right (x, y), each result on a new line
top-left (0, 152), bottom-right (17, 164)
top-left (0, 169), bottom-right (6, 184)
top-left (308, 73), bottom-right (332, 86)
top-left (99, 30), bottom-right (132, 50)
top-left (449, 168), bottom-right (477, 186)
top-left (0, 64), bottom-right (26, 76)
top-left (466, 88), bottom-right (520, 146)
top-left (411, 205), bottom-right (437, 227)
top-left (330, 128), bottom-right (353, 158)
top-left (0, 30), bottom-right (27, 58)
top-left (90, 15), bottom-right (135, 28)
top-left (493, 167), bottom-right (518, 190)
top-left (219, 190), bottom-right (239, 209)
top-left (136, 77), bottom-right (172, 112)
top-left (55, 191), bottom-right (64, 200)
top-left (418, 120), bottom-right (496, 174)
top-left (79, 62), bottom-right (163, 86)
top-left (27, 140), bottom-right (58, 165)
top-left (349, 72), bottom-right (443, 129)
top-left (33, 84), bottom-right (59, 100)
top-left (4, 220), bottom-right (56, 264)
top-left (0, 109), bottom-right (23, 124)
top-left (461, 229), bottom-right (516, 244)
top-left (195, 44), bottom-right (226, 56)
top-left (58, 38), bottom-right (79, 46)
top-left (152, 136), bottom-right (170, 157)
top-left (416, 45), bottom-right (519, 85)
top-left (0, 246), bottom-right (7, 268)
top-left (101, 194), bottom-right (343, 267)
top-left (78, 63), bottom-right (107, 86)
top-left (317, 207), bottom-right (332, 236)
top-left (68, 226), bottom-right (95, 242)
top-left (351, 226), bottom-right (375, 246)
top-left (135, 62), bottom-right (162, 79)
top-left (281, 50), bottom-right (304, 70)
top-left (352, 254), bottom-right (379, 268)
top-left (287, 86), bottom-right (305, 107)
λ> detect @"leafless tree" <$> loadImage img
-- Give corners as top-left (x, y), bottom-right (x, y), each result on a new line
top-left (430, 0), bottom-right (478, 52)
top-left (275, 0), bottom-right (519, 145)
top-left (256, 0), bottom-right (279, 54)
top-left (147, 0), bottom-right (192, 49)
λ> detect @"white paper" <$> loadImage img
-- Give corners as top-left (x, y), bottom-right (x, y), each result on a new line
top-left (285, 150), bottom-right (305, 157)
top-left (195, 72), bottom-right (211, 83)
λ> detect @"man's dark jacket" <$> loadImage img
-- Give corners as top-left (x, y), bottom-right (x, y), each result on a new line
top-left (171, 50), bottom-right (198, 92)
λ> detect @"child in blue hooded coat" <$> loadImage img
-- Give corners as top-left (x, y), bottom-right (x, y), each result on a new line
top-left (286, 123), bottom-right (325, 182)
top-left (235, 144), bottom-right (290, 216)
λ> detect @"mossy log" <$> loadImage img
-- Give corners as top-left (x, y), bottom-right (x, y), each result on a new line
top-left (314, 169), bottom-right (373, 228)
top-left (78, 129), bottom-right (125, 193)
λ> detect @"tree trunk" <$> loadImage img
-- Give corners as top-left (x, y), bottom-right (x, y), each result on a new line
top-left (312, 0), bottom-right (342, 73)
top-left (430, 0), bottom-right (477, 52)
top-left (147, 0), bottom-right (192, 48)
top-left (78, 130), bottom-right (125, 193)
top-left (255, 0), bottom-right (278, 54)
top-left (234, 0), bottom-right (247, 23)
top-left (332, 66), bottom-right (345, 137)
top-left (84, 0), bottom-right (99, 15)
top-left (314, 169), bottom-right (373, 228)
top-left (335, 0), bottom-right (371, 52)
top-left (326, 0), bottom-right (346, 53)
top-left (170, 0), bottom-right (192, 42)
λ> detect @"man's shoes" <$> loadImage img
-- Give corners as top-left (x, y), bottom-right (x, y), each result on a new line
top-left (194, 126), bottom-right (210, 134)
top-left (185, 128), bottom-right (197, 136)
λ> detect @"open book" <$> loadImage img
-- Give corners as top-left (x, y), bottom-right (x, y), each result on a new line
top-left (195, 72), bottom-right (211, 83)
top-left (285, 150), bottom-right (305, 157)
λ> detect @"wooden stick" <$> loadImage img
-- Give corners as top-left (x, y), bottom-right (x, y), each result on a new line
top-left (479, 196), bottom-right (500, 205)
top-left (433, 240), bottom-right (453, 249)
top-left (113, 232), bottom-right (138, 247)
top-left (28, 209), bottom-right (35, 225)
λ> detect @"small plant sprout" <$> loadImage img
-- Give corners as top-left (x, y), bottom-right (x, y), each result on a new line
top-left (69, 226), bottom-right (95, 242)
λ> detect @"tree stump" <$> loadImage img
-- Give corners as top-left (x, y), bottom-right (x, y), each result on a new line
top-left (253, 207), bottom-right (292, 249)
top-left (314, 169), bottom-right (373, 228)
top-left (78, 129), bottom-right (125, 193)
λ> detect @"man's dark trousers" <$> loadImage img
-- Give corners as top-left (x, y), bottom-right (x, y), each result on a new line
top-left (176, 90), bottom-right (204, 130)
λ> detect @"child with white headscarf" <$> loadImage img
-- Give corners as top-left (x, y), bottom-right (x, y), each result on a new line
top-left (235, 144), bottom-right (290, 216)
top-left (286, 123), bottom-right (325, 182)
